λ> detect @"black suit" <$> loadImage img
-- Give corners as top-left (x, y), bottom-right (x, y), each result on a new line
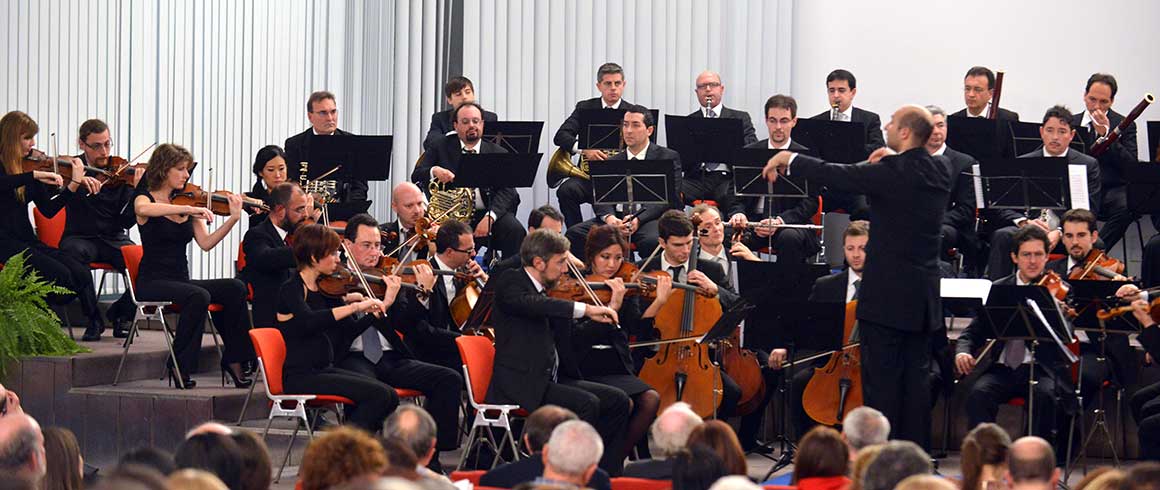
top-left (1046, 257), bottom-right (1135, 393)
top-left (950, 107), bottom-right (1020, 122)
top-left (243, 181), bottom-right (272, 229)
top-left (240, 219), bottom-right (296, 328)
top-left (811, 106), bottom-right (885, 154)
top-left (780, 270), bottom-right (851, 439)
top-left (424, 108), bottom-right (498, 153)
top-left (729, 139), bottom-right (820, 264)
top-left (1131, 326), bottom-right (1160, 459)
top-left (937, 147), bottom-right (980, 273)
top-left (412, 135), bottom-right (525, 259)
top-left (807, 108), bottom-right (880, 220)
top-left (283, 128), bottom-right (368, 202)
top-left (622, 458), bottom-right (676, 480)
top-left (378, 220), bottom-right (431, 263)
top-left (553, 97), bottom-right (646, 227)
top-left (481, 452), bottom-right (612, 490)
top-left (394, 256), bottom-right (466, 373)
top-left (1071, 110), bottom-right (1138, 250)
top-left (788, 148), bottom-right (952, 448)
top-left (679, 106), bottom-right (758, 213)
top-left (565, 143), bottom-right (683, 259)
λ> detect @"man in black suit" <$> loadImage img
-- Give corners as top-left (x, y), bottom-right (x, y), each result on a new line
top-left (951, 66), bottom-right (1020, 121)
top-left (411, 101), bottom-right (525, 259)
top-left (338, 214), bottom-right (464, 458)
top-left (764, 104), bottom-right (952, 448)
top-left (553, 63), bottom-right (646, 227)
top-left (729, 94), bottom-right (820, 264)
top-left (423, 76), bottom-right (499, 153)
top-left (486, 229), bottom-right (628, 474)
top-left (810, 69), bottom-right (885, 154)
top-left (240, 183), bottom-right (312, 328)
top-left (565, 107), bottom-right (682, 260)
top-left (379, 182), bottom-right (434, 263)
top-left (1072, 73), bottom-right (1138, 250)
top-left (283, 91), bottom-right (367, 202)
top-left (986, 106), bottom-right (1101, 280)
top-left (925, 106), bottom-right (980, 275)
top-left (491, 205), bottom-right (580, 278)
top-left (955, 226), bottom-right (1077, 450)
top-left (480, 405), bottom-right (613, 490)
top-left (679, 71), bottom-right (758, 213)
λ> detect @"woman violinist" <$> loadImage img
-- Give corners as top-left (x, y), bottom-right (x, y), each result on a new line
top-left (132, 144), bottom-right (254, 389)
top-left (573, 223), bottom-right (672, 459)
top-left (245, 145), bottom-right (288, 228)
top-left (0, 111), bottom-right (108, 340)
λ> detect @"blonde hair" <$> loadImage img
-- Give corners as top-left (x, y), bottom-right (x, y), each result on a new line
top-left (0, 111), bottom-right (39, 202)
top-left (166, 469), bottom-right (228, 490)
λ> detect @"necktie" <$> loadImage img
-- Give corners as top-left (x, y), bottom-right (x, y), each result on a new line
top-left (464, 148), bottom-right (477, 154)
top-left (540, 287), bottom-right (560, 382)
top-left (1003, 340), bottom-right (1026, 369)
top-left (669, 265), bottom-right (685, 283)
top-left (361, 328), bottom-right (383, 364)
top-left (838, 112), bottom-right (849, 122)
top-left (706, 108), bottom-right (717, 118)
top-left (851, 279), bottom-right (861, 301)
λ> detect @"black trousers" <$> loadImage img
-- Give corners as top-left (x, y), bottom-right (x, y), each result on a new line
top-left (411, 329), bottom-right (464, 375)
top-left (59, 235), bottom-right (135, 322)
top-left (735, 361), bottom-right (816, 446)
top-left (1130, 380), bottom-right (1160, 460)
top-left (472, 210), bottom-right (525, 261)
top-left (965, 363), bottom-right (1074, 446)
top-left (136, 278), bottom-right (254, 375)
top-left (5, 242), bottom-right (103, 324)
top-left (557, 177), bottom-right (593, 228)
top-left (338, 351), bottom-right (463, 450)
top-left (566, 217), bottom-right (660, 261)
top-left (283, 366), bottom-right (395, 433)
top-left (1142, 233), bottom-right (1160, 288)
top-left (941, 223), bottom-right (979, 276)
top-left (1097, 186), bottom-right (1133, 251)
top-left (860, 319), bottom-right (932, 449)
top-left (549, 378), bottom-right (630, 476)
top-left (680, 172), bottom-right (734, 216)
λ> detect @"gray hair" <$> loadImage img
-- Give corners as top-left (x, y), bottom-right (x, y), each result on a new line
top-left (708, 475), bottom-right (761, 490)
top-left (861, 440), bottom-right (932, 490)
top-left (0, 418), bottom-right (41, 476)
top-left (1008, 437), bottom-right (1055, 484)
top-left (520, 229), bottom-right (571, 267)
top-left (596, 63), bottom-right (624, 83)
top-left (925, 105), bottom-right (947, 118)
top-left (650, 402), bottom-right (702, 457)
top-left (842, 407), bottom-right (890, 450)
top-left (544, 420), bottom-right (603, 477)
top-left (384, 405), bottom-right (438, 460)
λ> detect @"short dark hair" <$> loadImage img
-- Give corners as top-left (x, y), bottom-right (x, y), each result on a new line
top-left (624, 106), bottom-right (655, 128)
top-left (672, 446), bottom-right (727, 490)
top-left (454, 101), bottom-right (485, 122)
top-left (117, 446), bottom-right (177, 476)
top-left (1042, 105), bottom-right (1073, 125)
top-left (861, 441), bottom-right (933, 490)
top-left (1061, 208), bottom-right (1097, 233)
top-left (584, 224), bottom-right (630, 265)
top-left (965, 66), bottom-right (996, 90)
top-left (435, 220), bottom-right (471, 254)
top-left (1010, 224), bottom-right (1050, 256)
top-left (252, 144), bottom-right (287, 176)
top-left (596, 62), bottom-right (624, 82)
top-left (267, 182), bottom-right (301, 212)
top-left (1120, 462), bottom-right (1160, 490)
top-left (444, 76), bottom-right (475, 98)
top-left (765, 94), bottom-right (798, 119)
top-left (78, 118), bottom-right (109, 142)
top-left (528, 205), bottom-right (565, 229)
top-left (520, 229), bottom-right (571, 267)
top-left (230, 430), bottom-right (273, 490)
top-left (307, 91), bottom-right (335, 113)
top-left (1085, 73), bottom-right (1118, 99)
top-left (1008, 441), bottom-right (1055, 484)
top-left (658, 209), bottom-right (694, 240)
top-left (897, 107), bottom-right (935, 145)
top-left (826, 69), bottom-right (857, 89)
top-left (524, 405), bottom-right (579, 453)
top-left (292, 224), bottom-right (342, 270)
top-left (793, 427), bottom-right (850, 482)
top-left (344, 213), bottom-right (379, 242)
top-left (174, 433), bottom-right (244, 490)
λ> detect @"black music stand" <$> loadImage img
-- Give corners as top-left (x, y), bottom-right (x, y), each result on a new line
top-left (976, 157), bottom-right (1071, 216)
top-left (577, 108), bottom-right (660, 150)
top-left (483, 121), bottom-right (545, 154)
top-left (307, 134), bottom-right (393, 181)
top-left (947, 116), bottom-right (1014, 160)
top-left (665, 115), bottom-right (744, 174)
top-left (731, 148), bottom-right (815, 257)
top-left (1009, 121), bottom-right (1088, 156)
top-left (1125, 164), bottom-right (1160, 219)
top-left (791, 119), bottom-right (867, 163)
top-left (588, 159), bottom-right (676, 217)
top-left (1148, 121), bottom-right (1160, 162)
top-left (698, 301), bottom-right (757, 420)
top-left (455, 153), bottom-right (542, 262)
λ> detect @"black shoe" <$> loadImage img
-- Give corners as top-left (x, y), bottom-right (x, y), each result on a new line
top-left (221, 361), bottom-right (253, 389)
top-left (81, 323), bottom-right (105, 342)
top-left (167, 369), bottom-right (196, 389)
top-left (112, 319), bottom-right (132, 339)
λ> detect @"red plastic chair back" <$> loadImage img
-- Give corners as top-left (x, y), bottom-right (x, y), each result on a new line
top-left (33, 206), bottom-right (67, 249)
top-left (455, 335), bottom-right (496, 404)
top-left (611, 477), bottom-right (672, 490)
top-left (449, 470), bottom-right (485, 486)
top-left (120, 245), bottom-right (144, 289)
top-left (249, 328), bottom-right (288, 396)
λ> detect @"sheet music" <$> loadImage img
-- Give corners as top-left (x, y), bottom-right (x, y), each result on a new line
top-left (1068, 164), bottom-right (1089, 211)
top-left (940, 278), bottom-right (992, 302)
top-left (972, 164), bottom-right (985, 208)
top-left (1025, 298), bottom-right (1080, 363)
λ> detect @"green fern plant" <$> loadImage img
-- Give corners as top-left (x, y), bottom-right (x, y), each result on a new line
top-left (0, 251), bottom-right (88, 379)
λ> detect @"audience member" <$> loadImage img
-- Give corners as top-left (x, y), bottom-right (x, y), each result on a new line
top-left (230, 429), bottom-right (273, 490)
top-left (540, 420), bottom-right (604, 488)
top-left (895, 475), bottom-right (958, 490)
top-left (116, 446), bottom-right (177, 476)
top-left (174, 432), bottom-right (244, 490)
top-left (93, 464), bottom-right (169, 490)
top-left (848, 444), bottom-right (884, 490)
top-left (860, 440), bottom-right (932, 490)
top-left (300, 427), bottom-right (388, 490)
top-left (1072, 467), bottom-right (1116, 490)
top-left (1119, 462), bottom-right (1160, 490)
top-left (185, 422), bottom-right (233, 438)
top-left (792, 427), bottom-right (851, 490)
top-left (708, 475), bottom-right (762, 490)
top-left (842, 407), bottom-right (890, 458)
top-left (672, 445), bottom-right (727, 490)
top-left (0, 473), bottom-right (35, 490)
top-left (623, 402), bottom-right (702, 479)
top-left (379, 437), bottom-right (422, 482)
top-left (1074, 468), bottom-right (1124, 490)
top-left (481, 405), bottom-right (612, 490)
top-left (1006, 437), bottom-right (1059, 490)
top-left (0, 414), bottom-right (45, 483)
top-left (961, 423), bottom-right (1012, 490)
top-left (687, 420), bottom-right (747, 476)
top-left (384, 405), bottom-right (451, 484)
top-left (41, 427), bottom-right (83, 490)
top-left (166, 468), bottom-right (228, 490)
top-left (332, 477), bottom-right (425, 490)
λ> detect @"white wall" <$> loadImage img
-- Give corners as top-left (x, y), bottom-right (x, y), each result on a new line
top-left (791, 0), bottom-right (1160, 153)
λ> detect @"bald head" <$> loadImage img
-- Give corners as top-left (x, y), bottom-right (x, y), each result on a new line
top-left (1007, 437), bottom-right (1057, 485)
top-left (886, 105), bottom-right (935, 152)
top-left (695, 71), bottom-right (725, 108)
top-left (385, 405), bottom-right (437, 465)
top-left (185, 422), bottom-right (232, 439)
top-left (651, 402), bottom-right (702, 456)
top-left (391, 182), bottom-right (427, 229)
top-left (0, 414), bottom-right (44, 479)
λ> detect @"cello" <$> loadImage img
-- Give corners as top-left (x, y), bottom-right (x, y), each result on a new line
top-left (801, 300), bottom-right (862, 426)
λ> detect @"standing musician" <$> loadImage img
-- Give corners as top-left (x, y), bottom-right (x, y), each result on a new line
top-left (952, 66), bottom-right (1020, 120)
top-left (275, 223), bottom-right (399, 433)
top-left (1072, 73), bottom-right (1138, 251)
top-left (241, 182), bottom-right (313, 328)
top-left (730, 95), bottom-right (821, 265)
top-left (423, 76), bottom-right (498, 153)
top-left (411, 101), bottom-right (525, 260)
top-left (283, 90), bottom-right (368, 203)
top-left (59, 118), bottom-right (142, 340)
top-left (337, 213), bottom-right (464, 457)
top-left (764, 104), bottom-right (951, 448)
top-left (955, 226), bottom-right (1077, 454)
top-left (810, 69), bottom-right (885, 154)
top-left (925, 106), bottom-right (981, 276)
top-left (0, 111), bottom-right (106, 340)
top-left (554, 62), bottom-right (647, 228)
top-left (244, 145), bottom-right (289, 228)
top-left (379, 182), bottom-right (435, 263)
top-left (680, 71), bottom-right (758, 213)
top-left (486, 229), bottom-right (629, 475)
top-left (564, 107), bottom-right (683, 261)
top-left (132, 144), bottom-right (254, 389)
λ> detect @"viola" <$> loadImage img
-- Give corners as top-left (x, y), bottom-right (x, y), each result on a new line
top-left (170, 182), bottom-right (270, 216)
top-left (1068, 249), bottom-right (1128, 281)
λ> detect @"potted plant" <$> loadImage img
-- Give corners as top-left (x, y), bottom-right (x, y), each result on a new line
top-left (0, 251), bottom-right (88, 379)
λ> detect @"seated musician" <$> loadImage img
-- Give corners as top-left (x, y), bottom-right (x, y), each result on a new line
top-left (952, 66), bottom-right (1019, 120)
top-left (486, 229), bottom-right (629, 475)
top-left (553, 62), bottom-right (646, 227)
top-left (241, 183), bottom-right (313, 328)
top-left (1115, 284), bottom-right (1160, 459)
top-left (337, 213), bottom-right (464, 458)
top-left (986, 105), bottom-right (1101, 279)
top-left (925, 106), bottom-right (981, 276)
top-left (729, 94), bottom-right (820, 265)
top-left (244, 145), bottom-right (288, 228)
top-left (1072, 73), bottom-right (1138, 251)
top-left (59, 119), bottom-right (142, 340)
top-left (275, 223), bottom-right (399, 433)
top-left (411, 101), bottom-right (525, 260)
top-left (956, 226), bottom-right (1077, 452)
top-left (809, 70), bottom-right (877, 220)
top-left (691, 203), bottom-right (760, 285)
top-left (680, 71), bottom-right (758, 213)
top-left (1146, 234), bottom-right (1160, 289)
top-left (491, 205), bottom-right (580, 277)
top-left (423, 76), bottom-right (498, 153)
top-left (1048, 208), bottom-right (1134, 400)
top-left (565, 107), bottom-right (682, 260)
top-left (283, 90), bottom-right (368, 203)
top-left (379, 182), bottom-right (435, 263)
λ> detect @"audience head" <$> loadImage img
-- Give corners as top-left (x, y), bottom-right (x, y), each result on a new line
top-left (687, 420), bottom-right (747, 476)
top-left (961, 423), bottom-right (1012, 490)
top-left (860, 440), bottom-right (932, 490)
top-left (651, 402), bottom-right (702, 457)
top-left (523, 405), bottom-right (578, 453)
top-left (41, 427), bottom-right (82, 490)
top-left (385, 405), bottom-right (439, 466)
top-left (0, 414), bottom-right (45, 481)
top-left (174, 432), bottom-right (243, 490)
top-left (542, 420), bottom-right (603, 486)
top-left (0, 383), bottom-right (23, 416)
top-left (117, 446), bottom-right (177, 477)
top-left (1073, 467), bottom-right (1123, 490)
top-left (166, 468), bottom-right (228, 490)
top-left (1007, 437), bottom-right (1059, 489)
top-left (185, 422), bottom-right (232, 438)
top-left (895, 475), bottom-right (959, 490)
top-left (332, 477), bottom-right (426, 490)
top-left (842, 406), bottom-right (890, 453)
top-left (848, 444), bottom-right (885, 490)
top-left (793, 426), bottom-right (850, 483)
top-left (230, 429), bottom-right (273, 490)
top-left (0, 472), bottom-right (36, 490)
top-left (708, 475), bottom-right (762, 490)
top-left (377, 437), bottom-right (421, 481)
top-left (301, 427), bottom-right (388, 490)
top-left (1119, 462), bottom-right (1160, 490)
top-left (672, 445), bottom-right (727, 490)
top-left (91, 464), bottom-right (169, 490)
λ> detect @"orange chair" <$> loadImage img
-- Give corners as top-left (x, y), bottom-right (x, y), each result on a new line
top-left (762, 486), bottom-right (797, 490)
top-left (33, 206), bottom-right (125, 299)
top-left (113, 245), bottom-right (183, 386)
top-left (449, 470), bottom-right (486, 486)
top-left (455, 335), bottom-right (525, 470)
top-left (611, 477), bottom-right (672, 490)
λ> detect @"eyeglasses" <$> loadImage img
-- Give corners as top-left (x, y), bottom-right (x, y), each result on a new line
top-left (696, 81), bottom-right (721, 90)
top-left (451, 246), bottom-right (476, 254)
top-left (84, 141), bottom-right (113, 150)
top-left (314, 109), bottom-right (338, 117)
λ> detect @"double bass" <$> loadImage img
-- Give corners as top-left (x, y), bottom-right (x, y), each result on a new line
top-left (801, 300), bottom-right (863, 426)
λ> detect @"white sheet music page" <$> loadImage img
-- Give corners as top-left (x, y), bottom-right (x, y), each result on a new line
top-left (1068, 164), bottom-right (1089, 211)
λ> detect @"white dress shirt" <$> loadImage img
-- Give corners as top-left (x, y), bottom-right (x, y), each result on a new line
top-left (846, 270), bottom-right (863, 303)
top-left (660, 254), bottom-right (691, 283)
top-left (625, 141), bottom-right (651, 160)
top-left (966, 103), bottom-right (991, 118)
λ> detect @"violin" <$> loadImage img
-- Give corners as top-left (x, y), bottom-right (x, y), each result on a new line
top-left (1096, 288), bottom-right (1160, 323)
top-left (22, 150), bottom-right (112, 184)
top-left (1068, 249), bottom-right (1128, 281)
top-left (170, 182), bottom-right (270, 216)
top-left (1038, 270), bottom-right (1070, 302)
top-left (91, 156), bottom-right (149, 188)
top-left (316, 261), bottom-right (429, 300)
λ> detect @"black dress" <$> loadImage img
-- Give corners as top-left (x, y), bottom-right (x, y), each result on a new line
top-left (575, 293), bottom-right (653, 397)
top-left (244, 181), bottom-right (271, 228)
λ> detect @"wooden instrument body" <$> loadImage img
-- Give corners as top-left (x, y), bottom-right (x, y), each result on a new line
top-left (639, 287), bottom-right (724, 418)
top-left (802, 301), bottom-right (863, 426)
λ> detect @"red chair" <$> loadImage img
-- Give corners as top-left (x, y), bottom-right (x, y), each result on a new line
top-left (449, 470), bottom-right (486, 486)
top-left (611, 477), bottom-right (672, 490)
top-left (33, 206), bottom-right (125, 299)
top-left (455, 335), bottom-right (526, 470)
top-left (113, 245), bottom-right (182, 386)
top-left (762, 486), bottom-right (797, 490)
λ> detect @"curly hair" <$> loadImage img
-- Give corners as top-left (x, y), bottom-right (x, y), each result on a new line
top-left (300, 427), bottom-right (387, 490)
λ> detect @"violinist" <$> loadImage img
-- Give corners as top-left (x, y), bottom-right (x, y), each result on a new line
top-left (275, 223), bottom-right (397, 433)
top-left (379, 182), bottom-right (434, 263)
top-left (690, 204), bottom-right (759, 286)
top-left (241, 182), bottom-right (312, 328)
top-left (244, 145), bottom-right (289, 228)
top-left (0, 111), bottom-right (107, 341)
top-left (1113, 284), bottom-right (1160, 459)
top-left (132, 144), bottom-right (254, 390)
top-left (955, 226), bottom-right (1076, 455)
top-left (337, 213), bottom-right (464, 457)
top-left (59, 119), bottom-right (142, 340)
